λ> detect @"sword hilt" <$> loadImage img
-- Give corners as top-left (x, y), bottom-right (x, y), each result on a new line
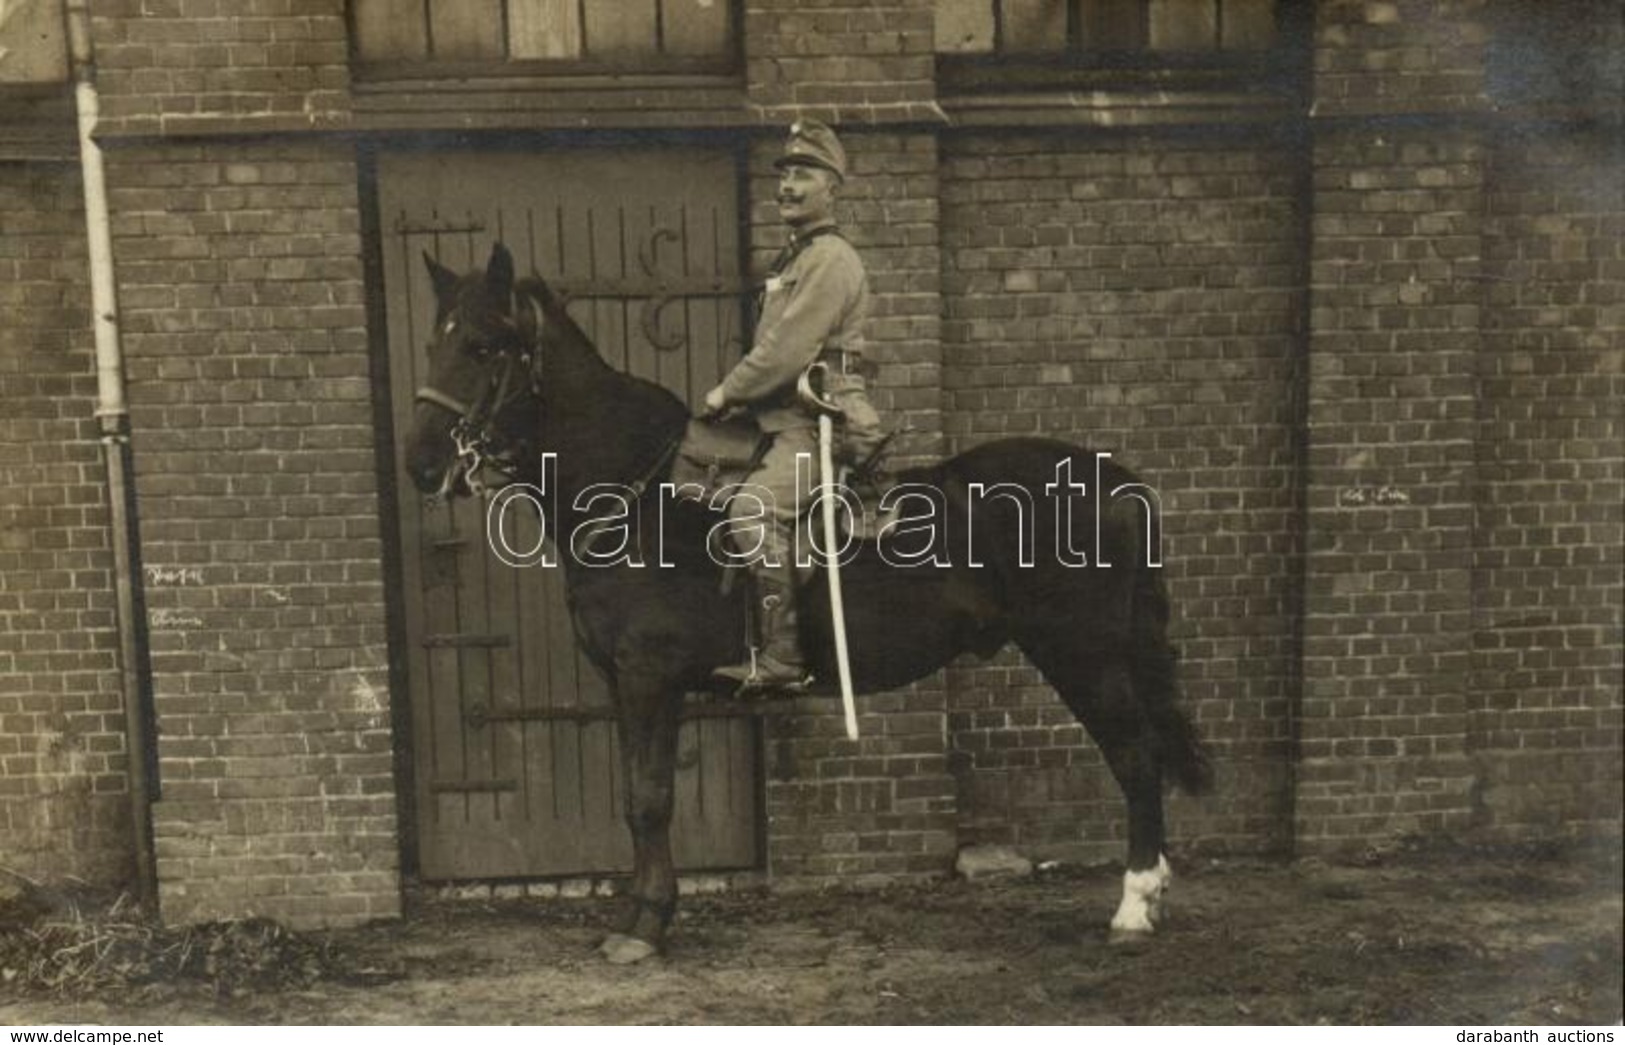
top-left (796, 362), bottom-right (845, 418)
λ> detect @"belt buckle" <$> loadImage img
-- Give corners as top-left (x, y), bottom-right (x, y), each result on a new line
top-left (821, 348), bottom-right (858, 376)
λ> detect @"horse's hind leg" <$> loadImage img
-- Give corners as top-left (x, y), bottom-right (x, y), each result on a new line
top-left (602, 670), bottom-right (680, 964)
top-left (1016, 628), bottom-right (1172, 938)
top-left (1090, 662), bottom-right (1174, 938)
top-left (1081, 661), bottom-right (1173, 939)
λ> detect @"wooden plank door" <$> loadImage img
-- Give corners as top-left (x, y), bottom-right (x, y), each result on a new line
top-left (376, 148), bottom-right (758, 880)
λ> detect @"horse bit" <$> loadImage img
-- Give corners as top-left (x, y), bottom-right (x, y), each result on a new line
top-left (414, 299), bottom-right (540, 496)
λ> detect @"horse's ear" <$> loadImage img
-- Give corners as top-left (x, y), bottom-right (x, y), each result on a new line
top-left (486, 243), bottom-right (515, 299)
top-left (423, 252), bottom-right (459, 306)
top-left (518, 271), bottom-right (550, 308)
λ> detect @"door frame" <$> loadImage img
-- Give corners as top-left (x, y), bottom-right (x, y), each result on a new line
top-left (356, 131), bottom-right (764, 882)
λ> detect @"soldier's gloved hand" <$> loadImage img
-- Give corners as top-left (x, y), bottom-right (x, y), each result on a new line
top-left (698, 385), bottom-right (730, 420)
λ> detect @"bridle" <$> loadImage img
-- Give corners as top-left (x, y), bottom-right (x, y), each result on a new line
top-left (412, 277), bottom-right (688, 528)
top-left (414, 287), bottom-right (542, 497)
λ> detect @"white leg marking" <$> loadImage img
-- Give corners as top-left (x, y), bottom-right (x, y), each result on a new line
top-left (1110, 854), bottom-right (1172, 934)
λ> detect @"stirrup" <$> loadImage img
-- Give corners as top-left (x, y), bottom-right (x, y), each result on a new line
top-left (713, 649), bottom-right (812, 695)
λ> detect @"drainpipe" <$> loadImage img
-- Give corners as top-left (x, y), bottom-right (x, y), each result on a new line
top-left (65, 0), bottom-right (158, 913)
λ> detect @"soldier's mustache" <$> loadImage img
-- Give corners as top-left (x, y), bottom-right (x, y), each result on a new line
top-left (778, 194), bottom-right (804, 204)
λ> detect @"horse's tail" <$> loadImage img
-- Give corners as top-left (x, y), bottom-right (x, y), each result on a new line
top-left (1132, 564), bottom-right (1214, 796)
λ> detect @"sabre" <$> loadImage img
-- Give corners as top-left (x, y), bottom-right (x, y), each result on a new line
top-left (800, 365), bottom-right (859, 740)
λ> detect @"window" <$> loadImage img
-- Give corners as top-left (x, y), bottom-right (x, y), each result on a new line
top-left (1486, 0), bottom-right (1622, 113)
top-left (936, 0), bottom-right (1279, 56)
top-left (350, 0), bottom-right (737, 76)
top-left (935, 0), bottom-right (1304, 97)
top-left (0, 0), bottom-right (69, 85)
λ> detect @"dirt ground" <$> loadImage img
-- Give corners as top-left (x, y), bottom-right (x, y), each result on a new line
top-left (1, 840), bottom-right (1619, 1026)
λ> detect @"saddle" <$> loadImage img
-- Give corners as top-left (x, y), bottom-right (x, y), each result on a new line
top-left (668, 416), bottom-right (769, 500)
top-left (669, 416), bottom-right (900, 542)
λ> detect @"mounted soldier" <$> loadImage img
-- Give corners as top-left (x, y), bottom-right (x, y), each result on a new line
top-left (701, 119), bottom-right (885, 691)
top-left (408, 238), bottom-right (1205, 960)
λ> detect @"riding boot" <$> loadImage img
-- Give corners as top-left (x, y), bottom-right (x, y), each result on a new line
top-left (713, 567), bottom-right (811, 692)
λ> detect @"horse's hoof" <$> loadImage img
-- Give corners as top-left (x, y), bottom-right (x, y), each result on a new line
top-left (599, 932), bottom-right (659, 965)
top-left (1108, 927), bottom-right (1154, 947)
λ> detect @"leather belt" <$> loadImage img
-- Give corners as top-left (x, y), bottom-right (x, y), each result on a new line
top-left (816, 348), bottom-right (865, 375)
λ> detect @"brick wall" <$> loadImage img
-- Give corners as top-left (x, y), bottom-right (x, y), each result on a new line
top-left (0, 162), bottom-right (130, 883)
top-left (939, 134), bottom-right (1303, 861)
top-left (88, 0), bottom-right (351, 134)
top-left (1472, 128), bottom-right (1624, 835)
top-left (105, 141), bottom-right (399, 927)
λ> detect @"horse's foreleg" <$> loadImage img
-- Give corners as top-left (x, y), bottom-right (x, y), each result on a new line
top-left (603, 671), bottom-right (680, 964)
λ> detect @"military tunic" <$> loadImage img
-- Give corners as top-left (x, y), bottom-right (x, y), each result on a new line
top-left (718, 218), bottom-right (883, 567)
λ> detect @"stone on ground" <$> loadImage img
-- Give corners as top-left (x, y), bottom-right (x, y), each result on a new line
top-left (955, 845), bottom-right (1034, 881)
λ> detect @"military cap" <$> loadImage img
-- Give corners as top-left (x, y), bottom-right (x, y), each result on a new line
top-left (773, 119), bottom-right (847, 181)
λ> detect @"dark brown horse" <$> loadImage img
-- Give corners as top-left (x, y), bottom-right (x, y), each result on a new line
top-left (403, 243), bottom-right (1211, 963)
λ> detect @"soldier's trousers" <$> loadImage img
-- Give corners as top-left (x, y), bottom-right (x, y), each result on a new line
top-left (726, 375), bottom-right (884, 571)
top-left (726, 426), bottom-right (817, 571)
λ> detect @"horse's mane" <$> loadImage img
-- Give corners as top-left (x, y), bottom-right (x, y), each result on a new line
top-left (514, 273), bottom-right (692, 453)
top-left (515, 273), bottom-right (569, 319)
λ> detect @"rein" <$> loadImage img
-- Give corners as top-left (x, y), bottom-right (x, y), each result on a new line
top-left (415, 341), bottom-right (532, 496)
top-left (570, 433), bottom-right (684, 561)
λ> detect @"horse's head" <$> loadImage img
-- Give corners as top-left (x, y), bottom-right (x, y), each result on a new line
top-left (405, 242), bottom-right (543, 498)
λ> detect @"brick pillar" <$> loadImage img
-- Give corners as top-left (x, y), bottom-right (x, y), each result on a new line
top-left (91, 3), bottom-right (400, 927)
top-left (0, 164), bottom-right (130, 883)
top-left (1472, 102), bottom-right (1625, 833)
top-left (743, 0), bottom-right (937, 120)
top-left (106, 142), bottom-right (399, 928)
top-left (1296, 0), bottom-right (1489, 850)
top-left (742, 0), bottom-right (956, 881)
